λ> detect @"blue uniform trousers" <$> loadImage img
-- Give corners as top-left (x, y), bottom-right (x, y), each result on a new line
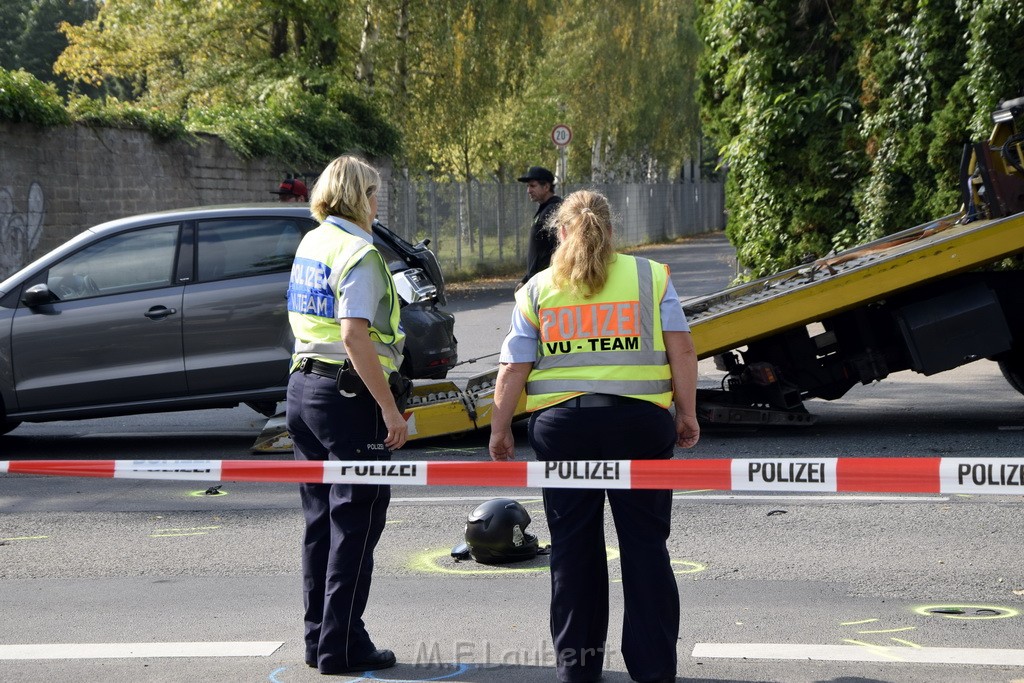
top-left (286, 370), bottom-right (391, 673)
top-left (529, 398), bottom-right (679, 683)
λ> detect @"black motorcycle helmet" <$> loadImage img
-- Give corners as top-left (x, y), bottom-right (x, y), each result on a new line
top-left (463, 498), bottom-right (539, 564)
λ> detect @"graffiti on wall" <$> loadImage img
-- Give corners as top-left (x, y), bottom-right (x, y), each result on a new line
top-left (0, 182), bottom-right (45, 280)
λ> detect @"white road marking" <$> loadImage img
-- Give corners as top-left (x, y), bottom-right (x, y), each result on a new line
top-left (0, 642), bottom-right (283, 660)
top-left (692, 642), bottom-right (1024, 666)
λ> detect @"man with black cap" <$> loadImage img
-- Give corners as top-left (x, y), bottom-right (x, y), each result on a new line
top-left (516, 166), bottom-right (562, 290)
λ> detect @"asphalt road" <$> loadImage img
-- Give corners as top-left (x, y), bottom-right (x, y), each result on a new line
top-left (3, 232), bottom-right (1024, 683)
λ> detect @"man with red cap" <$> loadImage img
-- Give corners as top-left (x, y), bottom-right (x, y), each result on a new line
top-left (272, 175), bottom-right (309, 202)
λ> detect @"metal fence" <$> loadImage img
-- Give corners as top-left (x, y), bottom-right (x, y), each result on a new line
top-left (387, 176), bottom-right (725, 273)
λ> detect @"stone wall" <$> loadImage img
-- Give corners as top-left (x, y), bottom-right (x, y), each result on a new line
top-left (0, 122), bottom-right (390, 280)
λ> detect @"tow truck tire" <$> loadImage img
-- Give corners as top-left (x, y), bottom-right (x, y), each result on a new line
top-left (997, 356), bottom-right (1024, 396)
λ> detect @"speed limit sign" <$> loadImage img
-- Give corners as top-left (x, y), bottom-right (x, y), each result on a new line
top-left (551, 124), bottom-right (573, 147)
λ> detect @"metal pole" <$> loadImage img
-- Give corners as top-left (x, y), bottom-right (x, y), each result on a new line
top-left (429, 178), bottom-right (439, 259)
top-left (495, 175), bottom-right (504, 262)
top-left (476, 178), bottom-right (484, 263)
top-left (455, 179), bottom-right (463, 270)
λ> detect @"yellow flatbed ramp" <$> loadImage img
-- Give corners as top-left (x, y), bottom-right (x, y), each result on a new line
top-left (685, 210), bottom-right (1024, 358)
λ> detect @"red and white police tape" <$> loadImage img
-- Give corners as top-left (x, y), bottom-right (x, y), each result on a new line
top-left (1, 458), bottom-right (1023, 495)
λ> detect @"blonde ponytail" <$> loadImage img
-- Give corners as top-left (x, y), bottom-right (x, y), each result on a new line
top-left (550, 190), bottom-right (615, 297)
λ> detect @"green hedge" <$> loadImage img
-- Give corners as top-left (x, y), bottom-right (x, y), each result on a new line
top-left (67, 95), bottom-right (188, 142)
top-left (0, 67), bottom-right (399, 163)
top-left (187, 86), bottom-right (400, 165)
top-left (0, 68), bottom-right (70, 126)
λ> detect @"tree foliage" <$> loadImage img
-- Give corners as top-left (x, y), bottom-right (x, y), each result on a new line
top-left (44, 0), bottom-right (703, 181)
top-left (370, 1), bottom-right (549, 180)
top-left (699, 0), bottom-right (863, 275)
top-left (49, 0), bottom-right (399, 162)
top-left (548, 1), bottom-right (703, 181)
top-left (699, 0), bottom-right (1024, 278)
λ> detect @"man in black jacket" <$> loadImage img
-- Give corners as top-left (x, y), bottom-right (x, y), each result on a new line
top-left (516, 166), bottom-right (562, 291)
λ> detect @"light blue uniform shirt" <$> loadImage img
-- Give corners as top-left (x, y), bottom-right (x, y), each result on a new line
top-left (500, 277), bottom-right (690, 363)
top-left (324, 216), bottom-right (387, 323)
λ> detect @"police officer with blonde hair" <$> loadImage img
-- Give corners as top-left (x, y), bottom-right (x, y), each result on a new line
top-left (489, 189), bottom-right (699, 683)
top-left (286, 155), bottom-right (405, 675)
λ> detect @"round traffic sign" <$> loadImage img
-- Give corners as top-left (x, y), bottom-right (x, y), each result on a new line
top-left (551, 124), bottom-right (572, 147)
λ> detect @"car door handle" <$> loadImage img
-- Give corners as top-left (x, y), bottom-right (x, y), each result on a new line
top-left (144, 306), bottom-right (178, 320)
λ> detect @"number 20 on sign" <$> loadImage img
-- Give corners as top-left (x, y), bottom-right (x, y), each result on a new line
top-left (552, 124), bottom-right (572, 147)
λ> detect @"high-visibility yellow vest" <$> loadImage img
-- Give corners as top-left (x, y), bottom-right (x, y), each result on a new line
top-left (287, 223), bottom-right (404, 377)
top-left (518, 254), bottom-right (673, 411)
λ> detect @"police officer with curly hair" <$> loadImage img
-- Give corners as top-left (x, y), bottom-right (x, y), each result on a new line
top-left (286, 155), bottom-right (406, 675)
top-left (489, 189), bottom-right (700, 683)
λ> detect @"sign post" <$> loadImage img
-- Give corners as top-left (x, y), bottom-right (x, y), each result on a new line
top-left (551, 124), bottom-right (572, 185)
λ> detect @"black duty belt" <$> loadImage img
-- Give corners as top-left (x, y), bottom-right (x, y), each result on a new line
top-left (564, 393), bottom-right (640, 408)
top-left (297, 357), bottom-right (345, 380)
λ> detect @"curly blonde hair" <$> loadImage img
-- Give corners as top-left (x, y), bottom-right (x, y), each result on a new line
top-left (309, 155), bottom-right (380, 226)
top-left (550, 190), bottom-right (615, 297)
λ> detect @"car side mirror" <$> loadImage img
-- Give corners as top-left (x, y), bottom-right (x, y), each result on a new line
top-left (22, 283), bottom-right (54, 308)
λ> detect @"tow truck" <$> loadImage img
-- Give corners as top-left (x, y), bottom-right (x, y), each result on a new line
top-left (687, 94), bottom-right (1024, 426)
top-left (255, 95), bottom-right (1024, 450)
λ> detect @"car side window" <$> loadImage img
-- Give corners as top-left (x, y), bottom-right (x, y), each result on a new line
top-left (196, 219), bottom-right (304, 282)
top-left (47, 224), bottom-right (180, 301)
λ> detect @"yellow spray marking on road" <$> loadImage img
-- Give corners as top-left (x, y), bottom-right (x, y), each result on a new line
top-left (671, 559), bottom-right (706, 574)
top-left (614, 559), bottom-right (705, 583)
top-left (842, 639), bottom-right (906, 662)
top-left (841, 616), bottom-right (917, 653)
top-left (0, 535), bottom-right (49, 542)
top-left (188, 489), bottom-right (229, 497)
top-left (890, 638), bottom-right (921, 648)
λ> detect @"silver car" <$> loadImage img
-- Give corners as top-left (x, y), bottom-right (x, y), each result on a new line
top-left (0, 205), bottom-right (457, 435)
